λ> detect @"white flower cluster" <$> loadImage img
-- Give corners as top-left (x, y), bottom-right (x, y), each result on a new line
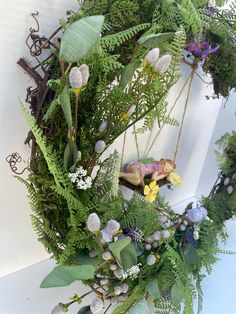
top-left (68, 166), bottom-right (92, 190)
top-left (122, 263), bottom-right (142, 280)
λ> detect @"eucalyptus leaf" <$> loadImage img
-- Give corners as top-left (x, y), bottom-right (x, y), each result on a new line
top-left (120, 243), bottom-right (137, 270)
top-left (40, 265), bottom-right (95, 288)
top-left (71, 254), bottom-right (99, 267)
top-left (171, 283), bottom-right (183, 306)
top-left (145, 279), bottom-right (160, 301)
top-left (77, 306), bottom-right (92, 314)
top-left (183, 243), bottom-right (201, 266)
top-left (60, 84), bottom-right (72, 128)
top-left (108, 236), bottom-right (131, 267)
top-left (59, 15), bottom-right (105, 63)
top-left (120, 62), bottom-right (136, 89)
top-left (138, 33), bottom-right (175, 48)
top-left (64, 141), bottom-right (78, 171)
top-left (128, 300), bottom-right (151, 314)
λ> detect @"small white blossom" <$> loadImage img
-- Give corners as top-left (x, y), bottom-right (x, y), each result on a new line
top-left (68, 166), bottom-right (92, 190)
top-left (90, 298), bottom-right (103, 314)
top-left (87, 213), bottom-right (101, 233)
top-left (153, 54), bottom-right (172, 73)
top-left (122, 264), bottom-right (142, 280)
top-left (145, 48), bottom-right (160, 65)
top-left (147, 254), bottom-right (156, 266)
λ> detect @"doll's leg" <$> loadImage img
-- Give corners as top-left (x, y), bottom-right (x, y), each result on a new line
top-left (119, 168), bottom-right (143, 186)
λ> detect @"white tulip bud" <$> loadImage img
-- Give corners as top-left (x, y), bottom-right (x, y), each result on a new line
top-left (106, 220), bottom-right (120, 235)
top-left (51, 303), bottom-right (64, 314)
top-left (161, 230), bottom-right (170, 239)
top-left (102, 251), bottom-right (112, 261)
top-left (147, 254), bottom-right (156, 266)
top-left (87, 213), bottom-right (100, 233)
top-left (90, 298), bottom-right (103, 314)
top-left (98, 120), bottom-right (108, 133)
top-left (114, 286), bottom-right (122, 296)
top-left (69, 67), bottom-right (83, 89)
top-left (153, 231), bottom-right (161, 241)
top-left (78, 64), bottom-right (90, 86)
top-left (145, 48), bottom-right (160, 65)
top-left (153, 54), bottom-right (172, 73)
top-left (127, 105), bottom-right (136, 117)
top-left (95, 140), bottom-right (106, 154)
top-left (120, 283), bottom-right (129, 294)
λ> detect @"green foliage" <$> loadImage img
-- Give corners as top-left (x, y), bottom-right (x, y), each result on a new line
top-left (40, 265), bottom-right (96, 288)
top-left (59, 15), bottom-right (105, 62)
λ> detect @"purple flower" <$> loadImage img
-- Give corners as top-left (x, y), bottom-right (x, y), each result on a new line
top-left (205, 5), bottom-right (216, 15)
top-left (186, 40), bottom-right (220, 60)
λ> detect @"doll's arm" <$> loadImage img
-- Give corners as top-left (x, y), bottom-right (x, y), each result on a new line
top-left (152, 171), bottom-right (167, 181)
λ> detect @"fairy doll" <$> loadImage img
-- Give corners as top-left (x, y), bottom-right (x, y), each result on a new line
top-left (119, 159), bottom-right (176, 187)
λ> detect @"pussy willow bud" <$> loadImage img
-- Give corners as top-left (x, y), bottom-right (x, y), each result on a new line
top-left (78, 64), bottom-right (90, 86)
top-left (114, 286), bottom-right (122, 296)
top-left (120, 283), bottom-right (129, 294)
top-left (145, 48), bottom-right (160, 65)
top-left (87, 213), bottom-right (101, 233)
top-left (69, 67), bottom-right (83, 89)
top-left (90, 298), bottom-right (103, 314)
top-left (127, 105), bottom-right (136, 117)
top-left (51, 303), bottom-right (64, 314)
top-left (106, 220), bottom-right (120, 235)
top-left (153, 54), bottom-right (172, 73)
top-left (102, 251), bottom-right (112, 261)
top-left (98, 120), bottom-right (108, 133)
top-left (147, 254), bottom-right (156, 266)
top-left (95, 140), bottom-right (106, 154)
top-left (161, 230), bottom-right (170, 239)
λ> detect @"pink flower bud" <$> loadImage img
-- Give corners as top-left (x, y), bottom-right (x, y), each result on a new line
top-left (69, 67), bottom-right (83, 89)
top-left (145, 48), bottom-right (160, 65)
top-left (78, 64), bottom-right (90, 86)
top-left (153, 54), bottom-right (172, 73)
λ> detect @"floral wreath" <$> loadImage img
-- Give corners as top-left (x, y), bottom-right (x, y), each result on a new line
top-left (7, 1), bottom-right (236, 313)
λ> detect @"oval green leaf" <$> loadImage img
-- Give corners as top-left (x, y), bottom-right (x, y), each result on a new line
top-left (78, 306), bottom-right (92, 314)
top-left (171, 283), bottom-right (183, 306)
top-left (120, 243), bottom-right (137, 270)
top-left (60, 84), bottom-right (72, 128)
top-left (60, 15), bottom-right (105, 63)
top-left (40, 265), bottom-right (95, 288)
top-left (64, 141), bottom-right (78, 171)
top-left (128, 300), bottom-right (151, 314)
top-left (145, 279), bottom-right (160, 301)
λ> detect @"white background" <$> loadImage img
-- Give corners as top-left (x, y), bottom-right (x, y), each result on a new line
top-left (0, 0), bottom-right (236, 313)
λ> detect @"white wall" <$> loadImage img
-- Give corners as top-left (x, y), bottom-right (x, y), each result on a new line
top-left (1, 1), bottom-right (236, 314)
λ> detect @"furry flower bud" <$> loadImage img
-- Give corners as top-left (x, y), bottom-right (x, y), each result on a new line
top-left (161, 230), bottom-right (170, 239)
top-left (153, 54), bottom-right (172, 73)
top-left (106, 220), bottom-right (120, 235)
top-left (69, 67), bottom-right (83, 89)
top-left (145, 48), bottom-right (160, 65)
top-left (102, 251), bottom-right (112, 261)
top-left (90, 298), bottom-right (103, 314)
top-left (147, 254), bottom-right (156, 266)
top-left (51, 303), bottom-right (64, 314)
top-left (127, 105), bottom-right (136, 117)
top-left (87, 213), bottom-right (100, 233)
top-left (98, 120), bottom-right (108, 133)
top-left (95, 140), bottom-right (106, 154)
top-left (120, 283), bottom-right (129, 294)
top-left (78, 64), bottom-right (90, 86)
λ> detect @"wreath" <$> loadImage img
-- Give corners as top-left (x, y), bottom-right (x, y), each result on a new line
top-left (7, 1), bottom-right (236, 313)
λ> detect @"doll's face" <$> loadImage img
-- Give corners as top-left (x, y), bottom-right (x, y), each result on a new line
top-left (163, 162), bottom-right (173, 174)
